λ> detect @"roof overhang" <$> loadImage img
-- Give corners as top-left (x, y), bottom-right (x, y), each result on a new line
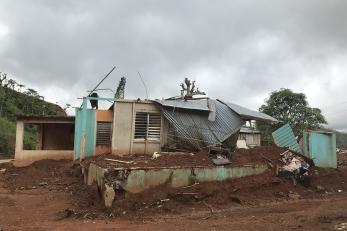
top-left (16, 116), bottom-right (75, 124)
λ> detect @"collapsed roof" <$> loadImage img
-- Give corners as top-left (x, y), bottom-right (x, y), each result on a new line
top-left (217, 100), bottom-right (278, 123)
top-left (154, 98), bottom-right (277, 150)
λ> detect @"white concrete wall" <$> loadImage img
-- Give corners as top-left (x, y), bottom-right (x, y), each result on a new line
top-left (112, 100), bottom-right (163, 156)
top-left (14, 121), bottom-right (73, 167)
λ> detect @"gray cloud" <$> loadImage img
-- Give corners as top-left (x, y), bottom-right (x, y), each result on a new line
top-left (0, 0), bottom-right (347, 129)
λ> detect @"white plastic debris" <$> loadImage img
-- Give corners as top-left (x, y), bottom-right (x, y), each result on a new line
top-left (282, 157), bottom-right (302, 172)
top-left (152, 152), bottom-right (161, 159)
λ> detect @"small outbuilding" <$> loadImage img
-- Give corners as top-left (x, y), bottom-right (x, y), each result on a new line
top-left (15, 116), bottom-right (75, 166)
top-left (238, 126), bottom-right (261, 147)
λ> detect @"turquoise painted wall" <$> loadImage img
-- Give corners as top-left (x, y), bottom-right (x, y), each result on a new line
top-left (74, 109), bottom-right (82, 160)
top-left (305, 131), bottom-right (337, 168)
top-left (85, 110), bottom-right (96, 157)
top-left (74, 105), bottom-right (96, 160)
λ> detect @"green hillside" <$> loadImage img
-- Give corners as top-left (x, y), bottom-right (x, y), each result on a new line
top-left (335, 131), bottom-right (347, 149)
top-left (0, 73), bottom-right (66, 156)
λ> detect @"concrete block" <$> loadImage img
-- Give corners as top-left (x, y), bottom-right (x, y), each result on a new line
top-left (104, 184), bottom-right (115, 208)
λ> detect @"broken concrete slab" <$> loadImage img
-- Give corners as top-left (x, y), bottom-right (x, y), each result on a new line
top-left (82, 163), bottom-right (269, 207)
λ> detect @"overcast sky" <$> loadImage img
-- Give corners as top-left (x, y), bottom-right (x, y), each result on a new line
top-left (0, 0), bottom-right (347, 130)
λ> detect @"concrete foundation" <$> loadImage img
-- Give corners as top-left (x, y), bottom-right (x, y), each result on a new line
top-left (83, 163), bottom-right (269, 207)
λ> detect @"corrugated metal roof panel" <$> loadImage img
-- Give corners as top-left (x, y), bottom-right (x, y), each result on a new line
top-left (161, 100), bottom-right (244, 150)
top-left (240, 126), bottom-right (261, 134)
top-left (155, 99), bottom-right (277, 123)
top-left (155, 99), bottom-right (210, 111)
top-left (218, 100), bottom-right (278, 123)
top-left (272, 124), bottom-right (302, 154)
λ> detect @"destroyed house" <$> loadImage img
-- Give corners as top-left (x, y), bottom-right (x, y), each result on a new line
top-left (14, 95), bottom-right (277, 165)
top-left (74, 97), bottom-right (277, 160)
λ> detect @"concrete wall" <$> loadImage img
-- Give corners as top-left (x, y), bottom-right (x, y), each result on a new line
top-left (42, 124), bottom-right (74, 150)
top-left (112, 100), bottom-right (163, 156)
top-left (74, 109), bottom-right (96, 159)
top-left (96, 110), bottom-right (113, 122)
top-left (83, 163), bottom-right (269, 207)
top-left (15, 121), bottom-right (73, 166)
top-left (14, 150), bottom-right (73, 167)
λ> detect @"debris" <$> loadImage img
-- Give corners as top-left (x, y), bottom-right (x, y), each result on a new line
top-left (201, 201), bottom-right (214, 220)
top-left (208, 146), bottom-right (231, 165)
top-left (230, 196), bottom-right (242, 204)
top-left (152, 152), bottom-right (161, 159)
top-left (210, 158), bottom-right (231, 166)
top-left (279, 150), bottom-right (311, 187)
top-left (338, 190), bottom-right (343, 193)
top-left (182, 182), bottom-right (200, 189)
top-left (272, 124), bottom-right (303, 154)
top-left (104, 184), bottom-right (115, 208)
top-left (237, 140), bottom-right (249, 149)
top-left (0, 168), bottom-right (6, 174)
top-left (104, 158), bottom-right (134, 164)
top-left (261, 154), bottom-right (274, 168)
top-left (273, 191), bottom-right (287, 198)
top-left (288, 191), bottom-right (300, 200)
top-left (175, 192), bottom-right (200, 195)
top-left (280, 150), bottom-right (291, 156)
top-left (315, 185), bottom-right (325, 192)
top-left (335, 223), bottom-right (347, 231)
top-left (39, 182), bottom-right (48, 186)
top-left (62, 209), bottom-right (76, 218)
top-left (261, 154), bottom-right (273, 164)
top-left (83, 213), bottom-right (94, 220)
top-left (282, 157), bottom-right (302, 172)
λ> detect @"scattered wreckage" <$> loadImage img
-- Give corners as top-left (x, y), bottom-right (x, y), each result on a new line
top-left (278, 150), bottom-right (312, 187)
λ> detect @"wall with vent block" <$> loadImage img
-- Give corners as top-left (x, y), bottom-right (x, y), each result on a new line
top-left (112, 100), bottom-right (164, 156)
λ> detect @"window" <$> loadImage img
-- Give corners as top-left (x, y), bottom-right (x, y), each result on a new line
top-left (96, 122), bottom-right (112, 146)
top-left (134, 112), bottom-right (161, 140)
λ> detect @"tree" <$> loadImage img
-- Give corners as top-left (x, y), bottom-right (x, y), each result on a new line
top-left (6, 79), bottom-right (17, 90)
top-left (259, 88), bottom-right (327, 136)
top-left (0, 72), bottom-right (7, 87)
top-left (18, 84), bottom-right (25, 93)
top-left (25, 88), bottom-right (39, 97)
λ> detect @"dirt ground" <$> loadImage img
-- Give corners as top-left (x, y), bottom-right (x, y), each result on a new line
top-left (1, 151), bottom-right (347, 230)
top-left (83, 146), bottom-right (289, 169)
